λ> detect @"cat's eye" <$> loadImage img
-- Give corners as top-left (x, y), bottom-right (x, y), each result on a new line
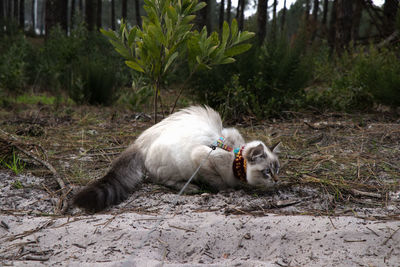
top-left (262, 169), bottom-right (271, 177)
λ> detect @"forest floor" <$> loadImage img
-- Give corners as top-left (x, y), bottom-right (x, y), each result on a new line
top-left (0, 102), bottom-right (399, 266)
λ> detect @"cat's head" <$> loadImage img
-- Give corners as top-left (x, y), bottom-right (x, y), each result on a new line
top-left (243, 141), bottom-right (281, 186)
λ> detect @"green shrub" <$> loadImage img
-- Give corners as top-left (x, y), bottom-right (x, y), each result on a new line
top-left (354, 47), bottom-right (400, 107)
top-left (192, 35), bottom-right (313, 118)
top-left (36, 24), bottom-right (128, 105)
top-left (0, 34), bottom-right (32, 92)
top-left (70, 58), bottom-right (117, 105)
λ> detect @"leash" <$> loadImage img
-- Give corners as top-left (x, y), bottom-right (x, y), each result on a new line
top-left (136, 145), bottom-right (216, 249)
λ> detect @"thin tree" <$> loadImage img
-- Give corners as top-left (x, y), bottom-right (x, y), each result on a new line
top-left (31, 0), bottom-right (36, 33)
top-left (14, 0), bottom-right (18, 21)
top-left (227, 0), bottom-right (231, 24)
top-left (352, 0), bottom-right (363, 41)
top-left (19, 0), bottom-right (25, 29)
top-left (122, 0), bottom-right (127, 22)
top-left (257, 0), bottom-right (268, 45)
top-left (134, 0), bottom-right (142, 28)
top-left (336, 0), bottom-right (353, 53)
top-left (383, 0), bottom-right (399, 37)
top-left (6, 0), bottom-right (11, 20)
top-left (97, 0), bottom-right (102, 29)
top-left (111, 0), bottom-right (116, 30)
top-left (311, 0), bottom-right (319, 40)
top-left (0, 0), bottom-right (4, 22)
top-left (271, 0), bottom-right (277, 43)
top-left (280, 0), bottom-right (286, 33)
top-left (198, 0), bottom-right (211, 32)
top-left (304, 0), bottom-right (310, 23)
top-left (86, 0), bottom-right (96, 31)
top-left (219, 0), bottom-right (225, 31)
top-left (328, 0), bottom-right (337, 51)
top-left (237, 0), bottom-right (246, 30)
top-left (321, 0), bottom-right (328, 28)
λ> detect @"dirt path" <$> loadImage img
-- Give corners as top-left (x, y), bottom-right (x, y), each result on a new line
top-left (1, 172), bottom-right (400, 266)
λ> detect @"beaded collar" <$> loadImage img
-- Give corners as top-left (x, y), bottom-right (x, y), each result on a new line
top-left (212, 137), bottom-right (247, 183)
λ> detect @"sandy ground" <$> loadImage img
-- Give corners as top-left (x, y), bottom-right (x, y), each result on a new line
top-left (1, 172), bottom-right (400, 266)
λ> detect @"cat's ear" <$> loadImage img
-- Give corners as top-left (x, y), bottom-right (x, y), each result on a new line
top-left (270, 141), bottom-right (281, 154)
top-left (247, 144), bottom-right (265, 161)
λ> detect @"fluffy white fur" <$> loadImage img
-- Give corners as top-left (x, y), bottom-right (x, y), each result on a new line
top-left (135, 106), bottom-right (279, 189)
top-left (74, 106), bottom-right (281, 212)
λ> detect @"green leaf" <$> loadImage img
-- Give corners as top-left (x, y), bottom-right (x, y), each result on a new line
top-left (219, 57), bottom-right (236, 64)
top-left (125, 60), bottom-right (145, 73)
top-left (191, 1), bottom-right (207, 13)
top-left (100, 28), bottom-right (118, 40)
top-left (222, 21), bottom-right (230, 48)
top-left (127, 27), bottom-right (138, 48)
top-left (237, 31), bottom-right (255, 43)
top-left (225, 43), bottom-right (252, 57)
top-left (231, 19), bottom-right (238, 40)
top-left (163, 52), bottom-right (179, 74)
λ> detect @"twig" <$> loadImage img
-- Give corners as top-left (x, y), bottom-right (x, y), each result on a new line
top-left (350, 189), bottom-right (381, 199)
top-left (168, 224), bottom-right (197, 233)
top-left (6, 220), bottom-right (54, 242)
top-left (382, 227), bottom-right (400, 246)
top-left (344, 239), bottom-right (367, 243)
top-left (0, 129), bottom-right (69, 214)
top-left (366, 227), bottom-right (380, 237)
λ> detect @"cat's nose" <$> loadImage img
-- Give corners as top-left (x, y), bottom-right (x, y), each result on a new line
top-left (272, 174), bottom-right (279, 182)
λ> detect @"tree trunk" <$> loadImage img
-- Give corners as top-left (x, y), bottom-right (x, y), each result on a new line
top-left (383, 0), bottom-right (399, 37)
top-left (71, 0), bottom-right (76, 29)
top-left (271, 0), bottom-right (277, 42)
top-left (336, 0), bottom-right (353, 53)
top-left (198, 0), bottom-right (211, 32)
top-left (227, 0), bottom-right (231, 24)
top-left (322, 0), bottom-right (328, 26)
top-left (239, 0), bottom-right (245, 30)
top-left (111, 0), bottom-right (115, 30)
top-left (122, 0), bottom-right (127, 22)
top-left (257, 0), bottom-right (267, 45)
top-left (281, 0), bottom-right (287, 33)
top-left (79, 0), bottom-right (83, 12)
top-left (86, 0), bottom-right (96, 31)
top-left (6, 0), bottom-right (11, 19)
top-left (311, 0), bottom-right (319, 40)
top-left (14, 0), bottom-right (19, 21)
top-left (19, 0), bottom-right (25, 29)
top-left (134, 0), bottom-right (142, 28)
top-left (0, 0), bottom-right (4, 21)
top-left (31, 0), bottom-right (36, 33)
top-left (45, 0), bottom-right (57, 37)
top-left (219, 0), bottom-right (225, 31)
top-left (305, 0), bottom-right (310, 23)
top-left (97, 0), bottom-right (102, 29)
top-left (328, 0), bottom-right (337, 51)
top-left (352, 0), bottom-right (363, 41)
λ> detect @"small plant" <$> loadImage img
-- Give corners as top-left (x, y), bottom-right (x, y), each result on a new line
top-left (101, 0), bottom-right (254, 122)
top-left (1, 152), bottom-right (26, 175)
top-left (12, 180), bottom-right (24, 189)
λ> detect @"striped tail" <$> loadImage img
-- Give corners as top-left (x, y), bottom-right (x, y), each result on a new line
top-left (73, 146), bottom-right (144, 212)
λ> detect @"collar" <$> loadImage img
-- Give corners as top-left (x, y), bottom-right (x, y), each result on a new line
top-left (233, 147), bottom-right (247, 183)
top-left (212, 137), bottom-right (247, 183)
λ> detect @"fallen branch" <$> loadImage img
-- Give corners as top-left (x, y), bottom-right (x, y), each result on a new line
top-left (350, 189), bottom-right (381, 199)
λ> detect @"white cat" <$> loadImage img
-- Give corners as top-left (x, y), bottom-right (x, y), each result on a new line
top-left (74, 106), bottom-right (281, 212)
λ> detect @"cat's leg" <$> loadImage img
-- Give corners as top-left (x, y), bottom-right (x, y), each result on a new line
top-left (191, 145), bottom-right (237, 189)
top-left (221, 127), bottom-right (245, 148)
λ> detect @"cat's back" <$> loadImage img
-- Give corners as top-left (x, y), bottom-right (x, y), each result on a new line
top-left (136, 106), bottom-right (223, 152)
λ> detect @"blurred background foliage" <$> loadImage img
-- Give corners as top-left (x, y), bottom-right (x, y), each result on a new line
top-left (0, 0), bottom-right (399, 119)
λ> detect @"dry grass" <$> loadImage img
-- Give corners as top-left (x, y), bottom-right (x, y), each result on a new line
top-left (0, 103), bottom-right (399, 215)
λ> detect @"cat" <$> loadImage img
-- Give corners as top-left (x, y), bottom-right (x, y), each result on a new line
top-left (73, 106), bottom-right (281, 212)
